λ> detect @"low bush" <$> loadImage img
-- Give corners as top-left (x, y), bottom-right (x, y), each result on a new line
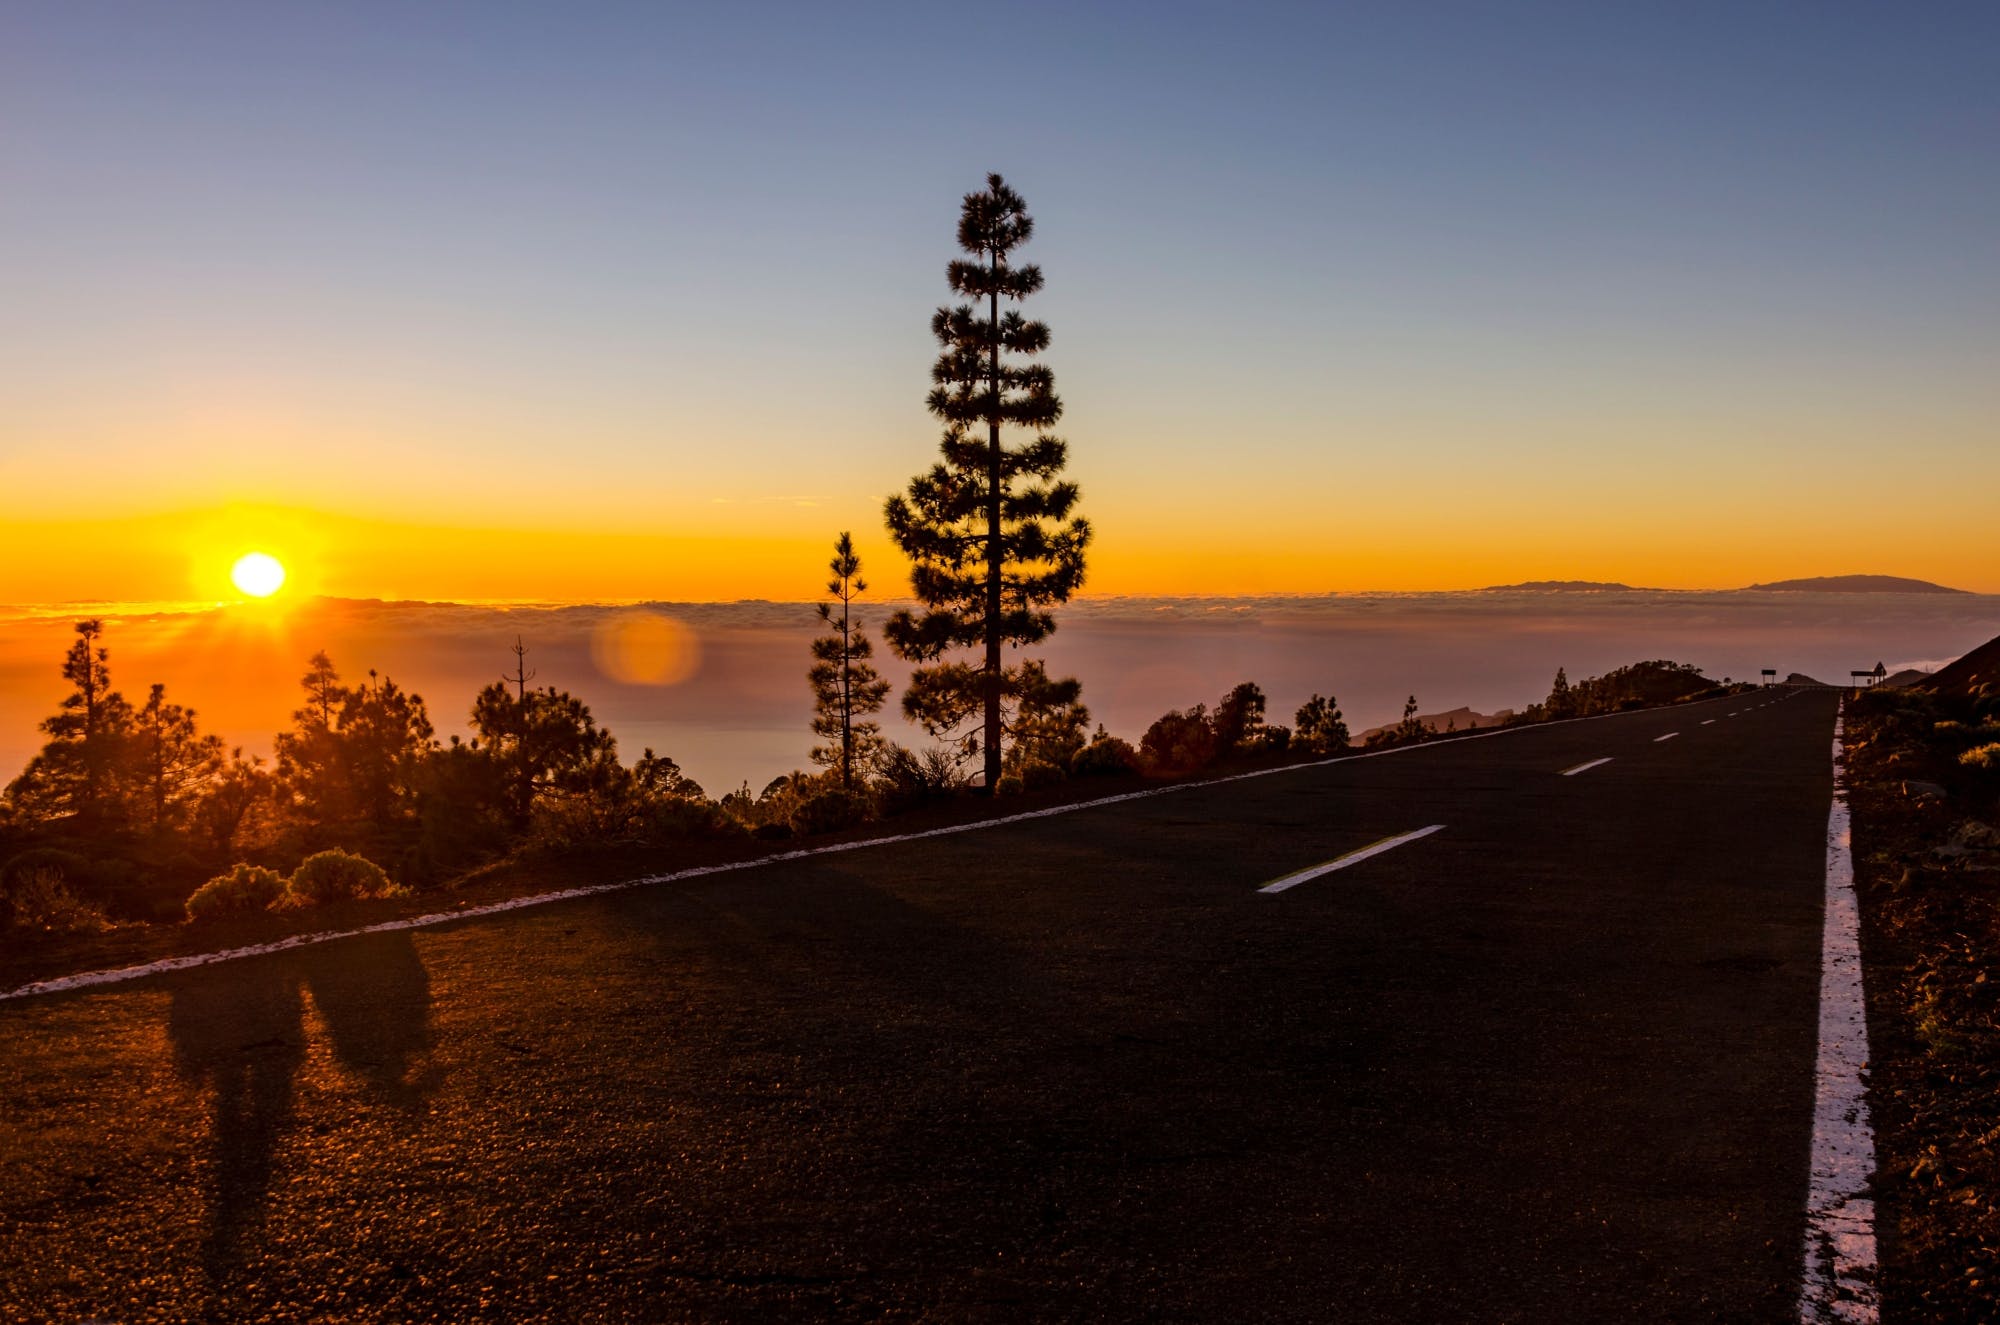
top-left (185, 864), bottom-right (288, 922)
top-left (1960, 743), bottom-right (2000, 774)
top-left (791, 788), bottom-right (866, 836)
top-left (1, 847), bottom-right (91, 892)
top-left (1017, 760), bottom-right (1065, 792)
top-left (993, 774), bottom-right (1026, 797)
top-left (1242, 725), bottom-right (1292, 756)
top-left (1070, 733), bottom-right (1141, 778)
top-left (635, 795), bottom-right (730, 841)
top-left (284, 849), bottom-right (404, 908)
top-left (2, 866), bottom-right (109, 937)
top-left (872, 744), bottom-right (966, 815)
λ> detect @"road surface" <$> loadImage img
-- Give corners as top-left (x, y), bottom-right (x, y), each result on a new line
top-left (0, 690), bottom-right (1841, 1322)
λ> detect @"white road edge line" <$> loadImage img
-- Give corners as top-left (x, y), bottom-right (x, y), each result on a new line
top-left (1560, 757), bottom-right (1613, 776)
top-left (0, 692), bottom-right (1753, 1004)
top-left (1258, 825), bottom-right (1447, 894)
top-left (1654, 732), bottom-right (1679, 742)
top-left (1799, 701), bottom-right (1879, 1323)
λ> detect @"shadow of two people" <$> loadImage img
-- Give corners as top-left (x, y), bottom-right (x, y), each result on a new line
top-left (166, 932), bottom-right (438, 1279)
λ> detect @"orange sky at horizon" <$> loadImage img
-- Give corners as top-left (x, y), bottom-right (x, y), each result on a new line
top-left (0, 499), bottom-right (1995, 607)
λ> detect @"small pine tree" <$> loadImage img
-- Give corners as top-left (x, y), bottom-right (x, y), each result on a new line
top-left (129, 683), bottom-right (223, 835)
top-left (808, 533), bottom-right (891, 791)
top-left (471, 680), bottom-right (620, 828)
top-left (1212, 682), bottom-right (1269, 753)
top-left (1294, 693), bottom-right (1350, 755)
top-left (885, 173), bottom-right (1090, 790)
top-left (1004, 660), bottom-right (1090, 774)
top-left (1546, 667), bottom-right (1575, 719)
top-left (1397, 695), bottom-right (1426, 743)
top-left (275, 651), bottom-right (351, 823)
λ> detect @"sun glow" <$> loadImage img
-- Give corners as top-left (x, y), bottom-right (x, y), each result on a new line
top-left (230, 552), bottom-right (287, 598)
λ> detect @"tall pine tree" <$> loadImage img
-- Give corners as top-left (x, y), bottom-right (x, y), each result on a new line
top-left (808, 533), bottom-right (890, 791)
top-left (885, 173), bottom-right (1090, 789)
top-left (3, 620), bottom-right (137, 828)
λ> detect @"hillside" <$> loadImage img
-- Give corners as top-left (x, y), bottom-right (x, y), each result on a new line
top-left (1744, 575), bottom-right (1968, 595)
top-left (1918, 633), bottom-right (2000, 698)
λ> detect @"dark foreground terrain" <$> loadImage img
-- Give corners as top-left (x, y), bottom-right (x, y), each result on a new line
top-left (0, 690), bottom-right (1839, 1322)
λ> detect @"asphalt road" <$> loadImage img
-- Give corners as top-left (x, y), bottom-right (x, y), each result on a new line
top-left (0, 689), bottom-right (1840, 1323)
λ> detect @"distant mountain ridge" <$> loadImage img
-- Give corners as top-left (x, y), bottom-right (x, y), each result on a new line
top-left (1744, 575), bottom-right (1968, 595)
top-left (1356, 705), bottom-right (1514, 741)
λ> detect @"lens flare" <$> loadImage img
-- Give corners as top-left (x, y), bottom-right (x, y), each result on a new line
top-left (230, 552), bottom-right (287, 598)
top-left (590, 610), bottom-right (700, 685)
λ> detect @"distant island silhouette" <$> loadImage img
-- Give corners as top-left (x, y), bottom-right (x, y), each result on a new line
top-left (1744, 575), bottom-right (1969, 595)
top-left (1481, 581), bottom-right (1657, 593)
top-left (1483, 575), bottom-right (1974, 595)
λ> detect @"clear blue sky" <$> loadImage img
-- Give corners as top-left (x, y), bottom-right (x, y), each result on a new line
top-left (4, 1), bottom-right (1997, 596)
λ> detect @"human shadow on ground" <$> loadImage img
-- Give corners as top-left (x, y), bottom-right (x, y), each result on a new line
top-left (166, 931), bottom-right (436, 1279)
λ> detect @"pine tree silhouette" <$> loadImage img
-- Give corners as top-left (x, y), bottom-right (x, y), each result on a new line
top-left (808, 533), bottom-right (891, 791)
top-left (885, 173), bottom-right (1090, 789)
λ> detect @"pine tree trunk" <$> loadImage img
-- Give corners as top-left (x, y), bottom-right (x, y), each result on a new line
top-left (840, 599), bottom-right (854, 791)
top-left (984, 256), bottom-right (1003, 790)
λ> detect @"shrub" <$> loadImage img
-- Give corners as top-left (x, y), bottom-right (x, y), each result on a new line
top-left (1243, 725), bottom-right (1292, 756)
top-left (993, 774), bottom-right (1026, 797)
top-left (2, 867), bottom-right (109, 937)
top-left (871, 743), bottom-right (967, 815)
top-left (1070, 732), bottom-right (1141, 778)
top-left (791, 788), bottom-right (866, 836)
top-left (1, 849), bottom-right (95, 930)
top-left (185, 864), bottom-right (288, 922)
top-left (752, 820), bottom-right (794, 841)
top-left (1140, 705), bottom-right (1217, 776)
top-left (1, 848), bottom-right (91, 892)
top-left (635, 796), bottom-right (728, 841)
top-left (1018, 760), bottom-right (1065, 791)
top-left (1960, 743), bottom-right (2000, 774)
top-left (284, 849), bottom-right (404, 908)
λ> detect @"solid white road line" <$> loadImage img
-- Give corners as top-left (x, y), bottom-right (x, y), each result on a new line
top-left (1560, 757), bottom-right (1613, 776)
top-left (1799, 703), bottom-right (1879, 1323)
top-left (1654, 732), bottom-right (1679, 742)
top-left (1258, 825), bottom-right (1447, 894)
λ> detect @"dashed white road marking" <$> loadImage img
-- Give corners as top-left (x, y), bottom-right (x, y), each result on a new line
top-left (1560, 757), bottom-right (1613, 776)
top-left (1258, 825), bottom-right (1447, 894)
top-left (1654, 732), bottom-right (1679, 742)
top-left (1799, 703), bottom-right (1878, 1323)
top-left (1702, 720), bottom-right (1716, 726)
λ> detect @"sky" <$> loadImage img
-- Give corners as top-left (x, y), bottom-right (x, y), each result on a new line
top-left (3, 1), bottom-right (1997, 602)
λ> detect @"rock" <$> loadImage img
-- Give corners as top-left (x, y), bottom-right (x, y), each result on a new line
top-left (1904, 780), bottom-right (1949, 802)
top-left (1952, 820), bottom-right (2000, 850)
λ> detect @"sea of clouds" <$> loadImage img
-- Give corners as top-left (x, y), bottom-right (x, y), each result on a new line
top-left (2, 591), bottom-right (1995, 796)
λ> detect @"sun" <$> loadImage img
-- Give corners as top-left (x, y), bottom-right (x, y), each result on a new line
top-left (230, 551), bottom-right (287, 598)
